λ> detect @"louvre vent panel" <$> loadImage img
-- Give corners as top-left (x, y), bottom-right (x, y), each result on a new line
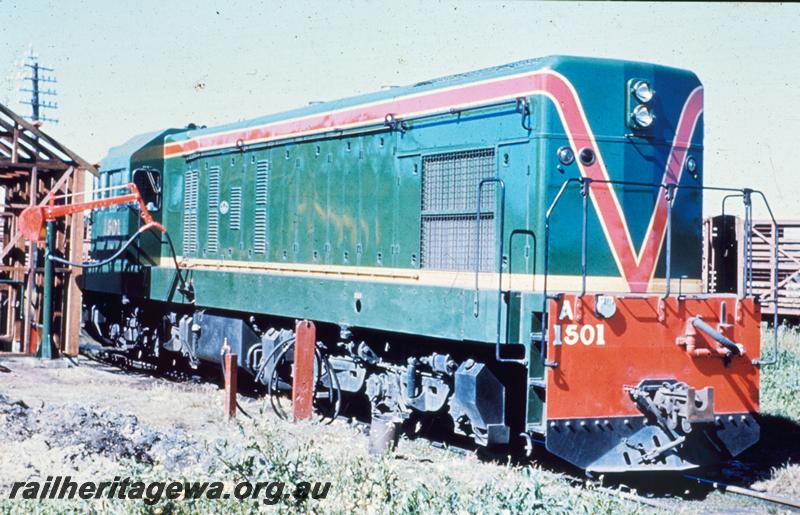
top-left (253, 209), bottom-right (268, 254)
top-left (254, 160), bottom-right (270, 254)
top-left (207, 167), bottom-right (220, 254)
top-left (182, 169), bottom-right (199, 257)
top-left (255, 160), bottom-right (270, 205)
top-left (420, 149), bottom-right (497, 272)
top-left (229, 187), bottom-right (242, 230)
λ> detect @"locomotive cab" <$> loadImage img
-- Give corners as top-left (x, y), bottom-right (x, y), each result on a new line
top-left (132, 167), bottom-right (162, 212)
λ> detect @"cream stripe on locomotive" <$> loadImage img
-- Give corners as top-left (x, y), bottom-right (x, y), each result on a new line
top-left (159, 257), bottom-right (703, 294)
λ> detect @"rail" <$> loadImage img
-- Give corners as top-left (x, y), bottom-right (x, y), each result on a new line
top-left (685, 474), bottom-right (800, 510)
top-left (473, 177), bottom-right (525, 364)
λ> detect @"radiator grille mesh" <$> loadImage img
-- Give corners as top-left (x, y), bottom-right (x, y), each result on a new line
top-left (421, 148), bottom-right (496, 212)
top-left (421, 214), bottom-right (495, 272)
top-left (420, 149), bottom-right (496, 272)
top-left (182, 169), bottom-right (199, 256)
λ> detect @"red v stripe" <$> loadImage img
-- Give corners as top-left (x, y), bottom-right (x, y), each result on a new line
top-left (626, 88), bottom-right (704, 290)
top-left (539, 79), bottom-right (704, 292)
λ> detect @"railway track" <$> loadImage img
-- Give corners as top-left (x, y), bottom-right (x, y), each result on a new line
top-left (424, 437), bottom-right (800, 512)
top-left (586, 474), bottom-right (800, 512)
top-left (588, 477), bottom-right (800, 512)
top-left (684, 474), bottom-right (800, 511)
top-left (425, 433), bottom-right (800, 512)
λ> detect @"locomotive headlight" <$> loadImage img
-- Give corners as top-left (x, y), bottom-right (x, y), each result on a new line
top-left (686, 156), bottom-right (698, 177)
top-left (631, 105), bottom-right (655, 128)
top-left (632, 80), bottom-right (654, 103)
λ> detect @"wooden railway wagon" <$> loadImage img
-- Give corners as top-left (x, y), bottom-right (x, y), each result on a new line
top-left (82, 56), bottom-right (770, 473)
top-left (705, 216), bottom-right (800, 319)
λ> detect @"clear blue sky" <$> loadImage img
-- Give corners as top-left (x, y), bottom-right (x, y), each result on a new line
top-left (1, 1), bottom-right (798, 219)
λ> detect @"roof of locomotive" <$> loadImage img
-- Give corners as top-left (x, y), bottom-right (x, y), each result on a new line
top-left (102, 129), bottom-right (166, 171)
top-left (101, 128), bottom-right (185, 172)
top-left (165, 55), bottom-right (698, 145)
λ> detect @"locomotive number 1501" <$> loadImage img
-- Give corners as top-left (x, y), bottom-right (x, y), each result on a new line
top-left (553, 299), bottom-right (608, 347)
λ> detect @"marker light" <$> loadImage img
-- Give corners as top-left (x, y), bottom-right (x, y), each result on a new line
top-left (578, 147), bottom-right (596, 166)
top-left (631, 105), bottom-right (655, 128)
top-left (632, 80), bottom-right (654, 103)
top-left (595, 295), bottom-right (617, 319)
top-left (557, 146), bottom-right (575, 165)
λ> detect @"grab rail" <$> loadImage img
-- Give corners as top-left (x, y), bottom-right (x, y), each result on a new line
top-left (473, 177), bottom-right (525, 364)
top-left (541, 177), bottom-right (780, 367)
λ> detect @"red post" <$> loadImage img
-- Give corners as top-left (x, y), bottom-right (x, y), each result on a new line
top-left (224, 351), bottom-right (238, 419)
top-left (28, 327), bottom-right (39, 355)
top-left (293, 320), bottom-right (316, 421)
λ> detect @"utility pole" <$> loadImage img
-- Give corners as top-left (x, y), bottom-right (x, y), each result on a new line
top-left (19, 49), bottom-right (58, 124)
top-left (16, 49), bottom-right (58, 357)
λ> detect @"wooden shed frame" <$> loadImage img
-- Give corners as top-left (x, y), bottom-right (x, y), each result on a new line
top-left (0, 101), bottom-right (98, 356)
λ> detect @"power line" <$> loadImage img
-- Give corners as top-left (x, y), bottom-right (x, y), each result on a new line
top-left (18, 48), bottom-right (58, 125)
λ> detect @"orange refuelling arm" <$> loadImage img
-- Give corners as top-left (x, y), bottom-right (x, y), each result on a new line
top-left (19, 183), bottom-right (166, 242)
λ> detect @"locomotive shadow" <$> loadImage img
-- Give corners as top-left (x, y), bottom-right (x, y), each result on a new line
top-left (398, 413), bottom-right (800, 501)
top-left (592, 413), bottom-right (800, 500)
top-left (721, 413), bottom-right (800, 484)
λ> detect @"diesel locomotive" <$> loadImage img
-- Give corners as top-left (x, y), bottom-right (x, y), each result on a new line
top-left (82, 56), bottom-right (768, 473)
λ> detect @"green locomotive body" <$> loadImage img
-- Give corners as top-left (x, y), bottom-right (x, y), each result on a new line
top-left (82, 56), bottom-right (763, 472)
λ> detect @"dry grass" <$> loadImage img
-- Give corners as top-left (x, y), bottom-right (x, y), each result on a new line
top-left (752, 464), bottom-right (800, 496)
top-left (0, 416), bottom-right (638, 515)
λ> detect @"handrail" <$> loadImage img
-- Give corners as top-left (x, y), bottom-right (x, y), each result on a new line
top-left (540, 177), bottom-right (582, 366)
top-left (542, 177), bottom-right (583, 307)
top-left (473, 177), bottom-right (525, 364)
top-left (663, 183), bottom-right (676, 299)
top-left (751, 189), bottom-right (780, 366)
top-left (743, 190), bottom-right (753, 298)
top-left (542, 177), bottom-right (781, 367)
top-left (580, 178), bottom-right (590, 297)
top-left (721, 193), bottom-right (744, 218)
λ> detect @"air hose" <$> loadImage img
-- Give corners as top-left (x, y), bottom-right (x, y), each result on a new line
top-left (260, 338), bottom-right (342, 423)
top-left (47, 222), bottom-right (191, 299)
